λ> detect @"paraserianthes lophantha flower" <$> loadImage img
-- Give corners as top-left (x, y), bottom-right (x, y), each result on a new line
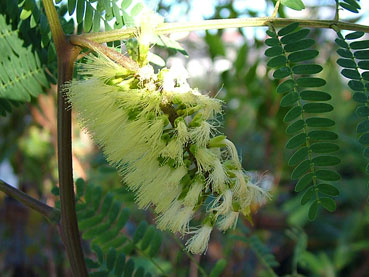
top-left (66, 10), bottom-right (270, 255)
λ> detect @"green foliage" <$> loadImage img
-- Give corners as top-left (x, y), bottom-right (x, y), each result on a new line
top-left (0, 15), bottom-right (48, 116)
top-left (231, 225), bottom-right (279, 272)
top-left (86, 245), bottom-right (152, 277)
top-left (265, 23), bottom-right (341, 220)
top-left (209, 259), bottom-right (227, 277)
top-left (280, 0), bottom-right (305, 11)
top-left (335, 30), bottom-right (369, 200)
top-left (338, 0), bottom-right (361, 14)
top-left (1, 0), bottom-right (74, 83)
top-left (230, 235), bottom-right (279, 275)
top-left (74, 178), bottom-right (165, 275)
top-left (66, 0), bottom-right (144, 33)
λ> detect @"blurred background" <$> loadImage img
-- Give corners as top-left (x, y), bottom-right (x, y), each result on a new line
top-left (1, 0), bottom-right (369, 276)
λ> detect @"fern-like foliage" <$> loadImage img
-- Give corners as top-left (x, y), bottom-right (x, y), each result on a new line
top-left (231, 225), bottom-right (279, 272)
top-left (337, 0), bottom-right (361, 14)
top-left (86, 245), bottom-right (152, 277)
top-left (335, 30), bottom-right (369, 200)
top-left (0, 15), bottom-right (48, 116)
top-left (74, 179), bottom-right (164, 276)
top-left (265, 23), bottom-right (341, 220)
top-left (65, 0), bottom-right (144, 33)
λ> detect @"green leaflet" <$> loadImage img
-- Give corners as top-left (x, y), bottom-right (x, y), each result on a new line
top-left (318, 184), bottom-right (339, 196)
top-left (280, 0), bottom-right (305, 11)
top-left (308, 130), bottom-right (338, 141)
top-left (312, 156), bottom-right (341, 166)
top-left (284, 39), bottom-right (315, 52)
top-left (337, 58), bottom-right (357, 68)
top-left (348, 80), bottom-right (364, 91)
top-left (315, 170), bottom-right (340, 181)
top-left (286, 133), bottom-right (306, 149)
top-left (289, 147), bottom-right (309, 166)
top-left (354, 50), bottom-right (369, 59)
top-left (265, 46), bottom-right (283, 57)
top-left (280, 29), bottom-right (310, 44)
top-left (288, 50), bottom-right (319, 62)
top-left (283, 106), bottom-right (302, 122)
top-left (341, 69), bottom-right (361, 80)
top-left (274, 67), bottom-right (292, 79)
top-left (303, 103), bottom-right (333, 113)
top-left (350, 40), bottom-right (369, 50)
top-left (267, 55), bottom-right (287, 68)
top-left (308, 200), bottom-right (319, 220)
top-left (345, 31), bottom-right (364, 40)
top-left (266, 23), bottom-right (340, 219)
top-left (280, 91), bottom-right (299, 107)
top-left (296, 77), bottom-right (326, 88)
top-left (335, 38), bottom-right (349, 49)
top-left (278, 22), bottom-right (299, 36)
top-left (320, 197), bottom-right (336, 212)
top-left (295, 173), bottom-right (313, 192)
top-left (359, 133), bottom-right (369, 145)
top-left (292, 64), bottom-right (323, 74)
top-left (300, 90), bottom-right (331, 101)
top-left (301, 187), bottom-right (313, 205)
top-left (353, 92), bottom-right (367, 103)
top-left (277, 79), bottom-right (295, 94)
top-left (286, 120), bottom-right (305, 134)
top-left (357, 120), bottom-right (369, 133)
top-left (306, 117), bottom-right (335, 127)
top-left (210, 259), bottom-right (227, 277)
top-left (291, 160), bottom-right (311, 180)
top-left (339, 0), bottom-right (361, 13)
top-left (356, 106), bottom-right (369, 117)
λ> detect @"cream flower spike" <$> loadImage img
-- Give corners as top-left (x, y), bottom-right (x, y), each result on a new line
top-left (185, 224), bottom-right (213, 254)
top-left (66, 8), bottom-right (271, 256)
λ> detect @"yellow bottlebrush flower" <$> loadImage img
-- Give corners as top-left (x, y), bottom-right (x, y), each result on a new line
top-left (193, 146), bottom-right (217, 172)
top-left (208, 159), bottom-right (228, 192)
top-left (66, 10), bottom-right (271, 255)
top-left (211, 189), bottom-right (233, 215)
top-left (218, 211), bottom-right (239, 231)
top-left (183, 179), bottom-right (204, 207)
top-left (190, 121), bottom-right (214, 147)
top-left (157, 201), bottom-right (194, 234)
top-left (185, 224), bottom-right (213, 254)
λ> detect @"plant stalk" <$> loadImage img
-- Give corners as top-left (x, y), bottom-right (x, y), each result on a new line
top-left (42, 0), bottom-right (88, 276)
top-left (0, 179), bottom-right (60, 223)
top-left (74, 17), bottom-right (369, 44)
top-left (69, 36), bottom-right (139, 71)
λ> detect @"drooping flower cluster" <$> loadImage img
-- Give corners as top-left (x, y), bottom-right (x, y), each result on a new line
top-left (66, 12), bottom-right (269, 254)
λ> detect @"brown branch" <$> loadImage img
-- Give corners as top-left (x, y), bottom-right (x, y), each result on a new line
top-left (69, 36), bottom-right (139, 71)
top-left (41, 0), bottom-right (88, 276)
top-left (0, 179), bottom-right (60, 223)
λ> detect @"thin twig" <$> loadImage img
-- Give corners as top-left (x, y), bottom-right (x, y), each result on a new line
top-left (0, 179), bottom-right (60, 223)
top-left (334, 0), bottom-right (340, 21)
top-left (69, 36), bottom-right (139, 71)
top-left (74, 17), bottom-right (369, 44)
top-left (272, 0), bottom-right (281, 18)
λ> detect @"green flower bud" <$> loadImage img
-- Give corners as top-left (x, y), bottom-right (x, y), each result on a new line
top-left (232, 201), bottom-right (241, 212)
top-left (190, 144), bottom-right (198, 155)
top-left (189, 113), bottom-right (203, 127)
top-left (174, 116), bottom-right (185, 128)
top-left (208, 135), bottom-right (227, 148)
top-left (223, 160), bottom-right (239, 170)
